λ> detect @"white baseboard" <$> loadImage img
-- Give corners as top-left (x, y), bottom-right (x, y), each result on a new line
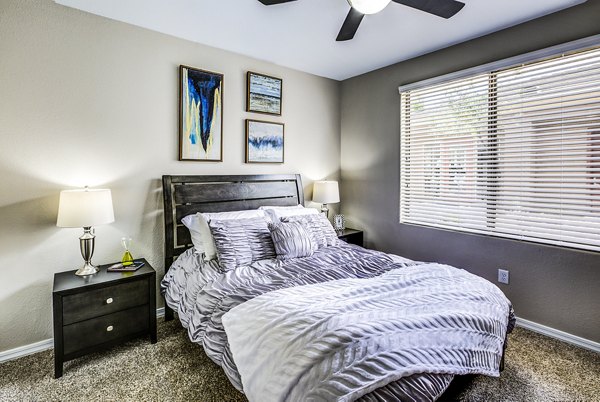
top-left (515, 316), bottom-right (600, 353)
top-left (0, 338), bottom-right (54, 364)
top-left (0, 307), bottom-right (167, 364)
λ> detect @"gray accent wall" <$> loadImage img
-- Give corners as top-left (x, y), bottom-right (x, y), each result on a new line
top-left (340, 0), bottom-right (600, 342)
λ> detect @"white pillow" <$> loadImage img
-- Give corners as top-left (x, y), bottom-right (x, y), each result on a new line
top-left (181, 214), bottom-right (204, 255)
top-left (259, 205), bottom-right (318, 222)
top-left (181, 209), bottom-right (267, 261)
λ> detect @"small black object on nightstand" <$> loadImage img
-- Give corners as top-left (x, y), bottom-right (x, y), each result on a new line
top-left (52, 259), bottom-right (157, 379)
top-left (337, 228), bottom-right (364, 247)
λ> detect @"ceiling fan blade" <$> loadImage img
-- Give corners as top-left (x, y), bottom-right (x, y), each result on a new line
top-left (392, 0), bottom-right (465, 18)
top-left (336, 8), bottom-right (365, 42)
top-left (258, 0), bottom-right (297, 5)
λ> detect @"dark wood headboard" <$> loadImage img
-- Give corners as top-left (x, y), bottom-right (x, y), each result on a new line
top-left (162, 174), bottom-right (304, 270)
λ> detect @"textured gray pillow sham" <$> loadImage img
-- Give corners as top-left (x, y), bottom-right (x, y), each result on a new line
top-left (283, 213), bottom-right (339, 249)
top-left (209, 217), bottom-right (276, 271)
top-left (268, 221), bottom-right (316, 260)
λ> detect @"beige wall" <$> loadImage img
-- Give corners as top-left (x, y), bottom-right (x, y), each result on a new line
top-left (0, 0), bottom-right (341, 352)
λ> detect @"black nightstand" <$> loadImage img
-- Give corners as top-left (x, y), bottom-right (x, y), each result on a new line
top-left (52, 259), bottom-right (157, 378)
top-left (337, 228), bottom-right (364, 247)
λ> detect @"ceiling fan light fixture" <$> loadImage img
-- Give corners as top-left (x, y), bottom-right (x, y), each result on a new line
top-left (347, 0), bottom-right (391, 14)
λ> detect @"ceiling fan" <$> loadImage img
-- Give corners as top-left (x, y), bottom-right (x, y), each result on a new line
top-left (258, 0), bottom-right (466, 41)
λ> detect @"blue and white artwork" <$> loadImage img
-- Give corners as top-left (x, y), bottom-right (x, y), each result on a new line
top-left (246, 120), bottom-right (284, 163)
top-left (247, 72), bottom-right (282, 115)
top-left (180, 65), bottom-right (223, 161)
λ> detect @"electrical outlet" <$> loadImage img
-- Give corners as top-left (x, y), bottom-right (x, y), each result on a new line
top-left (498, 269), bottom-right (509, 284)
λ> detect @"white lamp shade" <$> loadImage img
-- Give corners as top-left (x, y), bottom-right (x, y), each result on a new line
top-left (56, 188), bottom-right (115, 228)
top-left (313, 181), bottom-right (340, 204)
top-left (348, 0), bottom-right (391, 14)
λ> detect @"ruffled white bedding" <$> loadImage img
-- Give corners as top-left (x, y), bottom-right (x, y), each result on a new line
top-left (161, 243), bottom-right (514, 401)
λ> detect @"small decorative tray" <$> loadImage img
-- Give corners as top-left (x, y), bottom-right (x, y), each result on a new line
top-left (107, 260), bottom-right (145, 272)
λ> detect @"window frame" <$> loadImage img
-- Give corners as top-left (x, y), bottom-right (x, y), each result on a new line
top-left (398, 35), bottom-right (600, 252)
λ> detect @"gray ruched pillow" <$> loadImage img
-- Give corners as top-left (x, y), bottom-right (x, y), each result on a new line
top-left (283, 213), bottom-right (339, 249)
top-left (268, 221), bottom-right (316, 260)
top-left (209, 217), bottom-right (276, 271)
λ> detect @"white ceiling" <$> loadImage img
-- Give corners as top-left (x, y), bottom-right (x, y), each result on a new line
top-left (55, 0), bottom-right (585, 80)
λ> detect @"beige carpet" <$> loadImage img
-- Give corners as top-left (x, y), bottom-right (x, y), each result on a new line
top-left (0, 320), bottom-right (598, 401)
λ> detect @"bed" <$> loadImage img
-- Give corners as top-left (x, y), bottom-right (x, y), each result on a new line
top-left (160, 174), bottom-right (515, 402)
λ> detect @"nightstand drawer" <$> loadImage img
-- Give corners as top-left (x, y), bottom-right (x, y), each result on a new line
top-left (63, 305), bottom-right (149, 355)
top-left (62, 279), bottom-right (148, 325)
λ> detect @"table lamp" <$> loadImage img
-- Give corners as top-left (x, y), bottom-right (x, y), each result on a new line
top-left (57, 187), bottom-right (115, 276)
top-left (312, 181), bottom-right (340, 218)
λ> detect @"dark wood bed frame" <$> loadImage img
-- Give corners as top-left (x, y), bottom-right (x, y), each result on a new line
top-left (161, 174), bottom-right (304, 321)
top-left (160, 173), bottom-right (507, 373)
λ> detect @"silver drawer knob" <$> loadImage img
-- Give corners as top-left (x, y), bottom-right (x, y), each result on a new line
top-left (106, 325), bottom-right (114, 332)
top-left (106, 298), bottom-right (113, 304)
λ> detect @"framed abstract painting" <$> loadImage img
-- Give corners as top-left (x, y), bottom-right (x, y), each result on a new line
top-left (245, 119), bottom-right (284, 164)
top-left (179, 65), bottom-right (223, 161)
top-left (247, 71), bottom-right (282, 116)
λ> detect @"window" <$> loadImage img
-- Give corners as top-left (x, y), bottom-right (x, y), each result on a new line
top-left (400, 44), bottom-right (600, 251)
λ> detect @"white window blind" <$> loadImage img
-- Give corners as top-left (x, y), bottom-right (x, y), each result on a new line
top-left (400, 45), bottom-right (600, 251)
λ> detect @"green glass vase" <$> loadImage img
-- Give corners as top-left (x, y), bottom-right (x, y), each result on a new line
top-left (121, 237), bottom-right (134, 266)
